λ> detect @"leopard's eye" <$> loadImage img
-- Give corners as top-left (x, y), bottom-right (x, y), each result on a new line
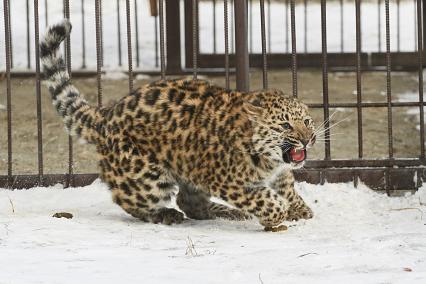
top-left (281, 122), bottom-right (292, 130)
top-left (304, 119), bottom-right (311, 127)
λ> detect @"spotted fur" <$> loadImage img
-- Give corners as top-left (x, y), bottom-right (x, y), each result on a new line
top-left (41, 20), bottom-right (316, 227)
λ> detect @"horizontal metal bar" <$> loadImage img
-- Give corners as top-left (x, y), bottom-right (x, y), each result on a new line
top-left (0, 174), bottom-right (98, 189)
top-left (305, 158), bottom-right (425, 168)
top-left (196, 52), bottom-right (426, 69)
top-left (2, 166), bottom-right (424, 191)
top-left (308, 102), bottom-right (426, 108)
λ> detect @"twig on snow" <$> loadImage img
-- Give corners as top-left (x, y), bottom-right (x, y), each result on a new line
top-left (8, 196), bottom-right (15, 213)
top-left (185, 236), bottom-right (198, 256)
top-left (258, 273), bottom-right (264, 284)
top-left (297, 252), bottom-right (319, 258)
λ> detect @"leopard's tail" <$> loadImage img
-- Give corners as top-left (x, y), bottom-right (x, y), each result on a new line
top-left (41, 19), bottom-right (103, 143)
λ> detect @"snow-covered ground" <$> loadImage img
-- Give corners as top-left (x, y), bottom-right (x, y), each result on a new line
top-left (1, 180), bottom-right (426, 283)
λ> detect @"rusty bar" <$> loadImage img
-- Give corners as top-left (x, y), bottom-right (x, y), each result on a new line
top-left (159, 0), bottom-right (166, 79)
top-left (340, 0), bottom-right (344, 52)
top-left (321, 0), bottom-right (331, 160)
top-left (385, 0), bottom-right (393, 158)
top-left (26, 0), bottom-right (31, 69)
top-left (125, 0), bottom-right (134, 91)
top-left (34, 0), bottom-right (44, 185)
top-left (234, 0), bottom-right (249, 92)
top-left (95, 0), bottom-right (103, 107)
top-left (135, 0), bottom-right (140, 68)
top-left (224, 0), bottom-right (230, 89)
top-left (417, 0), bottom-right (425, 158)
top-left (3, 0), bottom-right (12, 188)
top-left (117, 0), bottom-right (122, 66)
top-left (378, 0), bottom-right (382, 51)
top-left (304, 0), bottom-right (307, 53)
top-left (397, 0), bottom-right (400, 51)
top-left (286, 0), bottom-right (289, 53)
top-left (44, 0), bottom-right (48, 27)
top-left (260, 0), bottom-right (268, 89)
top-left (166, 0), bottom-right (182, 73)
top-left (192, 0), bottom-right (198, 79)
top-left (355, 0), bottom-right (363, 159)
top-left (290, 0), bottom-right (297, 97)
top-left (213, 0), bottom-right (217, 53)
top-left (81, 0), bottom-right (86, 69)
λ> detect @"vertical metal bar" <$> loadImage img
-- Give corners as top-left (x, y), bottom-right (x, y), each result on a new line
top-left (154, 14), bottom-right (159, 67)
top-left (267, 0), bottom-right (271, 53)
top-left (159, 0), bottom-right (166, 79)
top-left (213, 0), bottom-right (217, 53)
top-left (224, 0), bottom-right (230, 89)
top-left (378, 0), bottom-right (382, 52)
top-left (44, 0), bottom-right (48, 27)
top-left (63, 0), bottom-right (73, 187)
top-left (385, 0), bottom-right (393, 158)
top-left (397, 0), bottom-right (400, 51)
top-left (26, 0), bottom-right (31, 69)
top-left (3, 0), bottom-right (12, 188)
top-left (81, 0), bottom-right (86, 69)
top-left (234, 0), bottom-right (249, 92)
top-left (125, 0), bottom-right (134, 91)
top-left (260, 0), bottom-right (268, 89)
top-left (304, 0), bottom-right (307, 53)
top-left (166, 0), bottom-right (182, 73)
top-left (192, 0), bottom-right (198, 79)
top-left (34, 0), bottom-right (44, 185)
top-left (95, 0), bottom-right (103, 107)
top-left (340, 0), bottom-right (344, 52)
top-left (321, 0), bottom-right (330, 160)
top-left (417, 0), bottom-right (425, 158)
top-left (355, 0), bottom-right (363, 159)
top-left (117, 0), bottom-right (122, 66)
top-left (249, 0), bottom-right (252, 53)
top-left (290, 0), bottom-right (297, 98)
top-left (286, 0), bottom-right (289, 53)
top-left (134, 0), bottom-right (140, 68)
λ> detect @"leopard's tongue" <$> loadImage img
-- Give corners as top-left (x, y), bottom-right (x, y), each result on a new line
top-left (290, 148), bottom-right (305, 162)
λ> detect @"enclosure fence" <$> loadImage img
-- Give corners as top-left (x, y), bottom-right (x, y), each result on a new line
top-left (1, 0), bottom-right (426, 193)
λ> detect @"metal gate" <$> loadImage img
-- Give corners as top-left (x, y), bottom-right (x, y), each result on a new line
top-left (1, 0), bottom-right (425, 194)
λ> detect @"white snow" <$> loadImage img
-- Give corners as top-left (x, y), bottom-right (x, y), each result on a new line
top-left (1, 180), bottom-right (426, 283)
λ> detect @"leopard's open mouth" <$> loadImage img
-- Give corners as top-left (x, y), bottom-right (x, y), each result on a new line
top-left (282, 147), bottom-right (306, 164)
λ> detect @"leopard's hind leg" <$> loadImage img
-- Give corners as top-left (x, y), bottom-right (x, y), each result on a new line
top-left (101, 139), bottom-right (184, 225)
top-left (176, 183), bottom-right (250, 221)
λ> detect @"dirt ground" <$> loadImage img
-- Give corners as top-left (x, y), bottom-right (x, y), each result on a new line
top-left (0, 69), bottom-right (422, 175)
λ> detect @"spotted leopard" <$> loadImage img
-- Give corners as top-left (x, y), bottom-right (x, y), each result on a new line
top-left (41, 20), bottom-right (316, 228)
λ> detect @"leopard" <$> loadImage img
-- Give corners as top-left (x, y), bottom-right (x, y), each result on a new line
top-left (40, 20), bottom-right (316, 228)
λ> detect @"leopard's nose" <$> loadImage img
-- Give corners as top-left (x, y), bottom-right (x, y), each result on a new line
top-left (301, 139), bottom-right (309, 147)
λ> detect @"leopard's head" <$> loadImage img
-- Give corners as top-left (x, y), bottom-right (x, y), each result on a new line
top-left (244, 89), bottom-right (316, 167)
